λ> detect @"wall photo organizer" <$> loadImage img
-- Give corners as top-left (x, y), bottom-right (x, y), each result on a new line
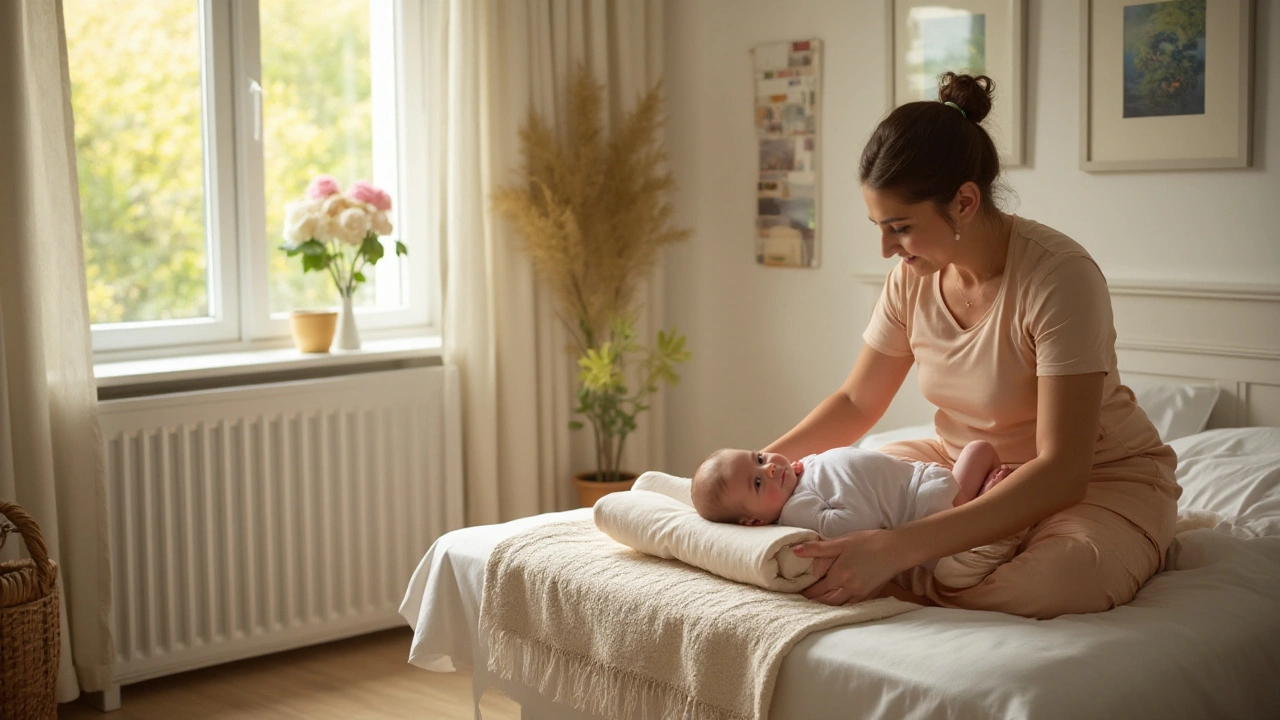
top-left (751, 39), bottom-right (821, 268)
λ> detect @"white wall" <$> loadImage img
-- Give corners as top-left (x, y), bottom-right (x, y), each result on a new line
top-left (661, 0), bottom-right (1280, 475)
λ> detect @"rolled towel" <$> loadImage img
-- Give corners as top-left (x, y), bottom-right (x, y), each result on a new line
top-left (633, 470), bottom-right (695, 506)
top-left (594, 472), bottom-right (821, 592)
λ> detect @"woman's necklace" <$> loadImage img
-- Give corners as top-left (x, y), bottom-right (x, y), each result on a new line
top-left (952, 269), bottom-right (989, 309)
top-left (952, 216), bottom-right (1010, 309)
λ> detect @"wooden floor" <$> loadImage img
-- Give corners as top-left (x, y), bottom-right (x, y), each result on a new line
top-left (58, 628), bottom-right (520, 719)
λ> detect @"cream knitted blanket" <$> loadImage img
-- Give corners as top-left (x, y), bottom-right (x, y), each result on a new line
top-left (480, 518), bottom-right (917, 720)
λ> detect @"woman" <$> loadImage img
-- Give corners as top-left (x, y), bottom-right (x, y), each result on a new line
top-left (765, 73), bottom-right (1180, 619)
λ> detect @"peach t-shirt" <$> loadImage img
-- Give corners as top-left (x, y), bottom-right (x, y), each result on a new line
top-left (863, 215), bottom-right (1168, 469)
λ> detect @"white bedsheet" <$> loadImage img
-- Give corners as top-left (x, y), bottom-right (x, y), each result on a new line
top-left (401, 506), bottom-right (1280, 720)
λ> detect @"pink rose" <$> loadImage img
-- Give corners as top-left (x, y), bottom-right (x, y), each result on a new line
top-left (306, 175), bottom-right (342, 200)
top-left (347, 180), bottom-right (392, 211)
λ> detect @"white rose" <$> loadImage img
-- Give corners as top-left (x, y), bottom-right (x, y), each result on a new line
top-left (370, 210), bottom-right (393, 236)
top-left (282, 200), bottom-right (321, 245)
top-left (322, 194), bottom-right (355, 217)
top-left (312, 214), bottom-right (336, 243)
top-left (335, 207), bottom-right (371, 246)
top-left (315, 196), bottom-right (355, 243)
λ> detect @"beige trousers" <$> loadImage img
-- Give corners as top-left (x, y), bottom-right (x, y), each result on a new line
top-left (880, 439), bottom-right (1179, 620)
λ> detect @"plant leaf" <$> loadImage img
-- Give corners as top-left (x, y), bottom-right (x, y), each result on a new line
top-left (301, 251), bottom-right (331, 273)
top-left (360, 235), bottom-right (385, 264)
top-left (299, 239), bottom-right (327, 256)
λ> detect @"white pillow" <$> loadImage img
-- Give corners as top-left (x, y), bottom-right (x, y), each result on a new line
top-left (857, 379), bottom-right (1218, 451)
top-left (1127, 379), bottom-right (1221, 442)
top-left (1169, 427), bottom-right (1280, 536)
top-left (857, 423), bottom-right (935, 451)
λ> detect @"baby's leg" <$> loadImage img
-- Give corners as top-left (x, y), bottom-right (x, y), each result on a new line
top-left (950, 440), bottom-right (1000, 506)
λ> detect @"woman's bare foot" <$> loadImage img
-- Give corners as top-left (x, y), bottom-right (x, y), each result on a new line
top-left (876, 581), bottom-right (935, 606)
top-left (933, 531), bottom-right (1026, 589)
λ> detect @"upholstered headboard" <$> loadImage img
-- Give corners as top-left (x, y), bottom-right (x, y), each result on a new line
top-left (1106, 280), bottom-right (1280, 429)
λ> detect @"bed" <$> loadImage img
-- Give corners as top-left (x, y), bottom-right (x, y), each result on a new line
top-left (400, 418), bottom-right (1280, 719)
top-left (401, 282), bottom-right (1280, 720)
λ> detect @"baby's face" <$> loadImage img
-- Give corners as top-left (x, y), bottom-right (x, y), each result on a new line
top-left (720, 450), bottom-right (804, 525)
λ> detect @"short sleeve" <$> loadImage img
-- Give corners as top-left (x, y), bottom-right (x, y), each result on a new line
top-left (1026, 256), bottom-right (1113, 377)
top-left (862, 265), bottom-right (913, 358)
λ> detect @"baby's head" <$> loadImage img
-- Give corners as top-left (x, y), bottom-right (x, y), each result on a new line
top-left (691, 448), bottom-right (802, 526)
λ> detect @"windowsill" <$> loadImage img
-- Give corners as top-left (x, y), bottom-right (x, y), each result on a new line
top-left (95, 335), bottom-right (443, 400)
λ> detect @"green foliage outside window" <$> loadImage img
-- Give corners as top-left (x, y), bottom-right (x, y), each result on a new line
top-left (67, 0), bottom-right (206, 323)
top-left (66, 0), bottom-right (379, 325)
top-left (261, 0), bottom-right (378, 313)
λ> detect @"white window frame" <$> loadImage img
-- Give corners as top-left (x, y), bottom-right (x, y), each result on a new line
top-left (87, 0), bottom-right (433, 360)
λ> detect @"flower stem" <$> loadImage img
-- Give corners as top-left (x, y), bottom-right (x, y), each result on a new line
top-left (325, 241), bottom-right (344, 296)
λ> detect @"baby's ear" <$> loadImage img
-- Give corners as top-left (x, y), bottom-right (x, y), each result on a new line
top-left (740, 517), bottom-right (763, 527)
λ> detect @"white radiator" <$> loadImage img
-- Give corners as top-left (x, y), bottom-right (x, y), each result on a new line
top-left (98, 365), bottom-right (464, 684)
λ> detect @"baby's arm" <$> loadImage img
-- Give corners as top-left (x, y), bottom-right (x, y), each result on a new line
top-left (951, 440), bottom-right (1009, 506)
top-left (779, 489), bottom-right (865, 539)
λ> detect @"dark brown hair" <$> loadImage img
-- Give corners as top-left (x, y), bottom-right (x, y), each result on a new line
top-left (859, 72), bottom-right (1004, 216)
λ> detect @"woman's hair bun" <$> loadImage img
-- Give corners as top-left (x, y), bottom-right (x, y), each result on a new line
top-left (937, 72), bottom-right (994, 124)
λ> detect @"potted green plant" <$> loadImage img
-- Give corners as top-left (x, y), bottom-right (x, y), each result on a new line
top-left (571, 316), bottom-right (690, 504)
top-left (492, 64), bottom-right (691, 506)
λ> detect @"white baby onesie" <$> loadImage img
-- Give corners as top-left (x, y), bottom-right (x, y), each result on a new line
top-left (778, 446), bottom-right (958, 539)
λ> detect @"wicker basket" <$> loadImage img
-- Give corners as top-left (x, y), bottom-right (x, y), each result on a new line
top-left (0, 501), bottom-right (60, 720)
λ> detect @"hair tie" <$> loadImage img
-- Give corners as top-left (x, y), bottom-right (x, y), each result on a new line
top-left (943, 101), bottom-right (967, 119)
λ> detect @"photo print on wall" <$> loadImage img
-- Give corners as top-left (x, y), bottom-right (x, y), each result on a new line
top-left (889, 0), bottom-right (1025, 166)
top-left (1080, 0), bottom-right (1254, 171)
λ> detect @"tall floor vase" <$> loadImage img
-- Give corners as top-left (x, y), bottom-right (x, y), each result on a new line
top-left (334, 293), bottom-right (361, 350)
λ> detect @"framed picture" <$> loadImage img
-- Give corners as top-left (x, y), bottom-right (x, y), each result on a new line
top-left (889, 0), bottom-right (1025, 166)
top-left (1080, 0), bottom-right (1254, 172)
top-left (751, 39), bottom-right (822, 268)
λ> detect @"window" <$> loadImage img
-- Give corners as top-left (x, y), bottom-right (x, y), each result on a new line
top-left (66, 0), bottom-right (431, 355)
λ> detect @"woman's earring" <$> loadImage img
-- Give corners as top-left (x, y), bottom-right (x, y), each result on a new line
top-left (954, 232), bottom-right (961, 242)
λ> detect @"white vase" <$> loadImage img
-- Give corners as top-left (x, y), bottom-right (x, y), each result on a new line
top-left (334, 293), bottom-right (361, 351)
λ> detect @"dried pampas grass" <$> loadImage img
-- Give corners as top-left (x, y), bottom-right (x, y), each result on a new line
top-left (492, 64), bottom-right (690, 350)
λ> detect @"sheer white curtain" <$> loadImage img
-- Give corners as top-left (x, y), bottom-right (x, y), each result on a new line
top-left (428, 0), bottom-right (666, 525)
top-left (0, 0), bottom-right (114, 702)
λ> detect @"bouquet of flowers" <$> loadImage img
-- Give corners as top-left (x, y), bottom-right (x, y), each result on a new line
top-left (281, 175), bottom-right (405, 298)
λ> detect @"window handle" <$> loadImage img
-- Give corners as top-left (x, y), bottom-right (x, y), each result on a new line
top-left (249, 79), bottom-right (264, 141)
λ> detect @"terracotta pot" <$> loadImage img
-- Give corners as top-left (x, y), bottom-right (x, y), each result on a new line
top-left (573, 471), bottom-right (638, 508)
top-left (289, 309), bottom-right (339, 353)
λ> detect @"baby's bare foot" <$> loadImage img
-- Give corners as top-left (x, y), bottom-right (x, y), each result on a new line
top-left (979, 465), bottom-right (1013, 495)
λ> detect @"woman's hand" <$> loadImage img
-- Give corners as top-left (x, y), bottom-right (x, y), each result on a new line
top-left (794, 529), bottom-right (911, 606)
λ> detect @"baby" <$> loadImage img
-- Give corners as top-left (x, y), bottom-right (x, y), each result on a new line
top-left (691, 440), bottom-right (1020, 588)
